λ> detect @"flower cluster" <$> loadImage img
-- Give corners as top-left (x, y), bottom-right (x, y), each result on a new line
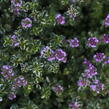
top-left (86, 34), bottom-right (109, 47)
top-left (0, 65), bottom-right (15, 79)
top-left (1, 0), bottom-right (109, 108)
top-left (68, 34), bottom-right (109, 49)
top-left (0, 65), bottom-right (27, 100)
top-left (40, 46), bottom-right (67, 63)
top-left (12, 75), bottom-right (28, 90)
top-left (78, 58), bottom-right (104, 94)
top-left (90, 80), bottom-right (104, 94)
top-left (48, 49), bottom-right (67, 63)
top-left (11, 0), bottom-right (22, 15)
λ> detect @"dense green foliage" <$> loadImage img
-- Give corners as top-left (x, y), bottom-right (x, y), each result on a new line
top-left (1, 0), bottom-right (109, 109)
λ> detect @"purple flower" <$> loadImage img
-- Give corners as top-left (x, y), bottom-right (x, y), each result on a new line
top-left (0, 72), bottom-right (14, 79)
top-left (0, 65), bottom-right (14, 79)
top-left (93, 53), bottom-right (105, 62)
top-left (55, 14), bottom-right (65, 24)
top-left (52, 84), bottom-right (63, 94)
top-left (8, 93), bottom-right (16, 100)
top-left (11, 0), bottom-right (22, 7)
top-left (83, 58), bottom-right (92, 67)
top-left (47, 53), bottom-right (56, 61)
top-left (77, 79), bottom-right (89, 87)
top-left (84, 65), bottom-right (97, 78)
top-left (11, 0), bottom-right (22, 15)
top-left (84, 71), bottom-right (97, 79)
top-left (1, 65), bottom-right (12, 72)
top-left (55, 49), bottom-right (67, 63)
top-left (103, 57), bottom-right (109, 64)
top-left (40, 46), bottom-right (55, 61)
top-left (100, 34), bottom-right (109, 44)
top-left (69, 101), bottom-right (79, 109)
top-left (87, 37), bottom-right (99, 48)
top-left (83, 59), bottom-right (98, 78)
top-left (11, 35), bottom-right (19, 47)
top-left (90, 80), bottom-right (104, 93)
top-left (12, 76), bottom-right (27, 90)
top-left (104, 14), bottom-right (109, 26)
top-left (41, 47), bottom-right (67, 63)
top-left (40, 47), bottom-right (67, 63)
top-left (93, 80), bottom-right (99, 84)
top-left (90, 85), bottom-right (97, 91)
top-left (21, 18), bottom-right (32, 28)
top-left (68, 38), bottom-right (79, 48)
top-left (11, 5), bottom-right (21, 15)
